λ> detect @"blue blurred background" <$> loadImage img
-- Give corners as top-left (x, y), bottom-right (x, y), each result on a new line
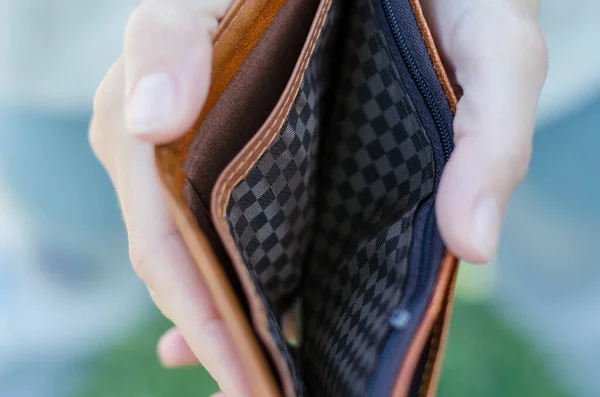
top-left (0, 1), bottom-right (598, 396)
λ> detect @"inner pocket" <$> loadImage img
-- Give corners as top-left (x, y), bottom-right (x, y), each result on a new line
top-left (182, 0), bottom-right (323, 326)
top-left (202, 0), bottom-right (452, 396)
top-left (219, 0), bottom-right (437, 396)
top-left (300, 0), bottom-right (436, 394)
top-left (183, 0), bottom-right (322, 209)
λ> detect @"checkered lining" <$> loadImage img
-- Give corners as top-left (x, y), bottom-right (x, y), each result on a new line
top-left (224, 0), bottom-right (435, 396)
top-left (226, 6), bottom-right (340, 395)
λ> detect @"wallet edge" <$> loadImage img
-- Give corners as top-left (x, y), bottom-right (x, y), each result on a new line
top-left (390, 1), bottom-right (460, 396)
top-left (154, 1), bottom-right (288, 396)
top-left (155, 0), bottom-right (461, 395)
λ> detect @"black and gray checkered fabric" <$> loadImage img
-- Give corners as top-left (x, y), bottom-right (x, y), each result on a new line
top-left (225, 4), bottom-right (341, 396)
top-left (300, 1), bottom-right (434, 396)
top-left (226, 0), bottom-right (341, 313)
top-left (224, 0), bottom-right (434, 396)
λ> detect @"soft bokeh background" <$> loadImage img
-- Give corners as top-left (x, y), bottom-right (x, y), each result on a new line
top-left (1, 1), bottom-right (598, 396)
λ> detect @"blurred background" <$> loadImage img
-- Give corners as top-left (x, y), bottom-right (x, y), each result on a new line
top-left (0, 1), bottom-right (598, 396)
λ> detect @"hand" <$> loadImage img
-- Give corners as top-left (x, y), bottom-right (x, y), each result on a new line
top-left (90, 0), bottom-right (547, 395)
top-left (89, 1), bottom-right (245, 396)
top-left (421, 0), bottom-right (548, 264)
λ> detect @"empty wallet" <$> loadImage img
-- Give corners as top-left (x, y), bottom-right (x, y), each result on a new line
top-left (155, 0), bottom-right (460, 396)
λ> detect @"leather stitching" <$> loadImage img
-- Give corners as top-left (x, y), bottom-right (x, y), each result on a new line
top-left (216, 0), bottom-right (332, 216)
top-left (210, 2), bottom-right (333, 395)
top-left (408, 0), bottom-right (458, 111)
top-left (215, 0), bottom-right (331, 353)
top-left (214, 0), bottom-right (247, 47)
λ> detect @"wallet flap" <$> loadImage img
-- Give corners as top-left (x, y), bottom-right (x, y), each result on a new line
top-left (155, 1), bottom-right (288, 396)
top-left (210, 2), bottom-right (334, 395)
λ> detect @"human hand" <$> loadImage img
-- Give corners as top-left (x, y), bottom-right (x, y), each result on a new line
top-left (89, 1), bottom-right (246, 396)
top-left (421, 0), bottom-right (548, 264)
top-left (90, 0), bottom-right (547, 395)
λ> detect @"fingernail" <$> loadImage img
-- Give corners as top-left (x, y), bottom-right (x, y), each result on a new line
top-left (127, 73), bottom-right (176, 135)
top-left (471, 197), bottom-right (501, 260)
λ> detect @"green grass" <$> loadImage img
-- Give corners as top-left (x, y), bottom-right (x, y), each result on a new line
top-left (78, 315), bottom-right (219, 397)
top-left (79, 299), bottom-right (569, 397)
top-left (438, 300), bottom-right (568, 397)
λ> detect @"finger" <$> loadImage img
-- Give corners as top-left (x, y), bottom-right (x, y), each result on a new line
top-left (210, 393), bottom-right (226, 397)
top-left (157, 327), bottom-right (200, 367)
top-left (123, 0), bottom-right (232, 141)
top-left (90, 58), bottom-right (126, 183)
top-left (92, 61), bottom-right (249, 396)
top-left (148, 287), bottom-right (172, 320)
top-left (119, 135), bottom-right (249, 396)
top-left (89, 117), bottom-right (112, 176)
top-left (435, 3), bottom-right (547, 263)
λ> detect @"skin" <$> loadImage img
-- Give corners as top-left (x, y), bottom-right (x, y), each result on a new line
top-left (89, 0), bottom-right (547, 395)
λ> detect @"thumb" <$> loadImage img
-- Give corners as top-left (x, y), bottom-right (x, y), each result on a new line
top-left (123, 0), bottom-right (231, 143)
top-left (436, 5), bottom-right (547, 264)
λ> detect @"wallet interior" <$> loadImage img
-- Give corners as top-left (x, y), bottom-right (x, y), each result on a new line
top-left (180, 0), bottom-right (456, 396)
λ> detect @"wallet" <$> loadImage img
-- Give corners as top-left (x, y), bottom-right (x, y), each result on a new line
top-left (155, 0), bottom-right (459, 395)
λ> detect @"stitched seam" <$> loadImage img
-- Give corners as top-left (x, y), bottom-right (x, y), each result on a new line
top-left (210, 2), bottom-right (333, 394)
top-left (184, 178), bottom-right (210, 211)
top-left (408, 0), bottom-right (458, 111)
top-left (214, 0), bottom-right (247, 46)
top-left (216, 0), bottom-right (331, 217)
top-left (214, 0), bottom-right (331, 344)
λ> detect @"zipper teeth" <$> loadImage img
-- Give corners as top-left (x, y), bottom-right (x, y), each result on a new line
top-left (367, 2), bottom-right (452, 396)
top-left (411, 208), bottom-right (435, 310)
top-left (381, 0), bottom-right (453, 162)
top-left (380, 0), bottom-right (452, 312)
top-left (372, 329), bottom-right (401, 393)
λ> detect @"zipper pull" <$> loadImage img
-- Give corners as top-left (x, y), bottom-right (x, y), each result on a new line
top-left (389, 307), bottom-right (411, 329)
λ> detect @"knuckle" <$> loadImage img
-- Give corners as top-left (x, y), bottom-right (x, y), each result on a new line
top-left (126, 0), bottom-right (191, 41)
top-left (125, 2), bottom-right (158, 45)
top-left (506, 16), bottom-right (548, 70)
top-left (148, 288), bottom-right (171, 319)
top-left (498, 12), bottom-right (548, 77)
top-left (92, 79), bottom-right (110, 125)
top-left (88, 118), bottom-right (103, 159)
top-left (90, 58), bottom-right (124, 160)
top-left (523, 26), bottom-right (548, 76)
top-left (125, 1), bottom-right (155, 38)
top-left (125, 0), bottom-right (222, 45)
top-left (504, 139), bottom-right (532, 185)
top-left (129, 239), bottom-right (153, 285)
top-left (90, 90), bottom-right (112, 163)
top-left (452, 5), bottom-right (548, 78)
top-left (92, 60), bottom-right (122, 127)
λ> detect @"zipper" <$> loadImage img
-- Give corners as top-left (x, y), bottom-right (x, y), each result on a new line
top-left (399, 206), bottom-right (436, 317)
top-left (367, 1), bottom-right (453, 395)
top-left (380, 0), bottom-right (453, 162)
top-left (367, 206), bottom-right (436, 396)
top-left (388, 208), bottom-right (435, 328)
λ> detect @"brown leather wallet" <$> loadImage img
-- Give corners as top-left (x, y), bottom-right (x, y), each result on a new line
top-left (155, 0), bottom-right (459, 396)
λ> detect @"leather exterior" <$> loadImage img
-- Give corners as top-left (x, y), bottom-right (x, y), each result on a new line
top-left (155, 1), bottom-right (287, 396)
